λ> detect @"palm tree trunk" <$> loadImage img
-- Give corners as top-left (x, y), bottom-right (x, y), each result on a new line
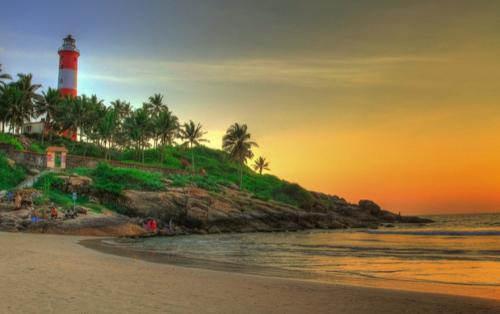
top-left (239, 164), bottom-right (243, 189)
top-left (191, 144), bottom-right (195, 172)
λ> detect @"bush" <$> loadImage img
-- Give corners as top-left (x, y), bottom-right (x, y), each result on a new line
top-left (29, 142), bottom-right (45, 154)
top-left (0, 134), bottom-right (24, 150)
top-left (0, 152), bottom-right (26, 190)
top-left (33, 172), bottom-right (65, 191)
top-left (90, 163), bottom-right (164, 195)
top-left (272, 183), bottom-right (315, 209)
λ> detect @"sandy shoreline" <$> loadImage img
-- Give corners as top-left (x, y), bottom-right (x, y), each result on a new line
top-left (0, 232), bottom-right (499, 314)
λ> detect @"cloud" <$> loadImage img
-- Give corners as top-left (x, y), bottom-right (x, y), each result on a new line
top-left (82, 54), bottom-right (444, 88)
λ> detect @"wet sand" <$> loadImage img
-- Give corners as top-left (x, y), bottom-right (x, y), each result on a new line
top-left (0, 232), bottom-right (499, 314)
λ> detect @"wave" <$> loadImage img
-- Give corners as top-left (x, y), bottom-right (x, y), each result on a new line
top-left (363, 229), bottom-right (500, 236)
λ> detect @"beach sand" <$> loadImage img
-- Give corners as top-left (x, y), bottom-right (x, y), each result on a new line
top-left (0, 232), bottom-right (498, 314)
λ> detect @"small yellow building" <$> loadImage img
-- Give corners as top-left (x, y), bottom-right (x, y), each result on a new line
top-left (46, 146), bottom-right (68, 169)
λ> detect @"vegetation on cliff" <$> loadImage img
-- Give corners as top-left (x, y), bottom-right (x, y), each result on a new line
top-left (0, 152), bottom-right (26, 190)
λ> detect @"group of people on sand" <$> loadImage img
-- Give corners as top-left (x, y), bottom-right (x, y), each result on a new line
top-left (31, 204), bottom-right (58, 223)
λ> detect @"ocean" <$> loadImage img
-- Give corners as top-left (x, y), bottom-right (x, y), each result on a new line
top-left (91, 213), bottom-right (500, 300)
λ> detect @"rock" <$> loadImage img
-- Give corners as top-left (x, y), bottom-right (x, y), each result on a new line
top-left (180, 159), bottom-right (191, 169)
top-left (399, 216), bottom-right (433, 223)
top-left (58, 175), bottom-right (93, 194)
top-left (28, 168), bottom-right (40, 175)
top-left (208, 226), bottom-right (221, 233)
top-left (75, 206), bottom-right (89, 215)
top-left (115, 186), bottom-right (420, 234)
top-left (163, 179), bottom-right (174, 186)
top-left (6, 158), bottom-right (15, 168)
top-left (358, 200), bottom-right (382, 215)
top-left (89, 196), bottom-right (99, 203)
top-left (226, 183), bottom-right (239, 190)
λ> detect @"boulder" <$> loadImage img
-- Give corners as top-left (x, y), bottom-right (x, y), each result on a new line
top-left (6, 158), bottom-right (15, 168)
top-left (28, 168), bottom-right (40, 175)
top-left (358, 200), bottom-right (382, 215)
top-left (58, 175), bottom-right (93, 194)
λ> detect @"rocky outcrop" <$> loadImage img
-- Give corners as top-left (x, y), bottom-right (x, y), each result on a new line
top-left (115, 187), bottom-right (430, 234)
top-left (0, 173), bottom-right (431, 236)
top-left (57, 175), bottom-right (93, 194)
top-left (0, 203), bottom-right (144, 236)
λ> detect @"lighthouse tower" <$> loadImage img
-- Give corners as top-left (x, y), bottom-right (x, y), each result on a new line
top-left (58, 35), bottom-right (79, 97)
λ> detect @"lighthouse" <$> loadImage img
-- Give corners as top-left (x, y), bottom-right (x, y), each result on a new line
top-left (58, 35), bottom-right (79, 97)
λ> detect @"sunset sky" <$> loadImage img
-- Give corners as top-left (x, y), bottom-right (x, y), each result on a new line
top-left (1, 0), bottom-right (499, 214)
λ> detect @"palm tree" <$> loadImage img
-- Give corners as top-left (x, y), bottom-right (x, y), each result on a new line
top-left (155, 107), bottom-right (179, 163)
top-left (145, 93), bottom-right (166, 116)
top-left (97, 108), bottom-right (119, 160)
top-left (178, 120), bottom-right (208, 171)
top-left (222, 123), bottom-right (258, 188)
top-left (144, 93), bottom-right (167, 148)
top-left (123, 108), bottom-right (151, 162)
top-left (34, 87), bottom-right (62, 144)
top-left (253, 156), bottom-right (270, 175)
top-left (0, 64), bottom-right (12, 87)
top-left (110, 99), bottom-right (132, 121)
top-left (0, 65), bottom-right (11, 132)
top-left (11, 73), bottom-right (41, 133)
top-left (0, 85), bottom-right (24, 133)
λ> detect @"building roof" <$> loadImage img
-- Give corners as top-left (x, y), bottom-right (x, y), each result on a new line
top-left (46, 146), bottom-right (69, 153)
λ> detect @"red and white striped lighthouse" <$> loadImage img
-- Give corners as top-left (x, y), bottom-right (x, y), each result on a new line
top-left (58, 35), bottom-right (79, 97)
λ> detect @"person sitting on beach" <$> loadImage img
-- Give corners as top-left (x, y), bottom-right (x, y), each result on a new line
top-left (151, 219), bottom-right (157, 233)
top-left (50, 205), bottom-right (58, 220)
top-left (31, 209), bottom-right (39, 223)
top-left (41, 208), bottom-right (48, 220)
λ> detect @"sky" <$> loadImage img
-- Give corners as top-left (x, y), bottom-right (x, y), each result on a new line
top-left (1, 0), bottom-right (499, 215)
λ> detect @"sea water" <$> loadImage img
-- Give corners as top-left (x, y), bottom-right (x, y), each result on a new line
top-left (102, 213), bottom-right (500, 300)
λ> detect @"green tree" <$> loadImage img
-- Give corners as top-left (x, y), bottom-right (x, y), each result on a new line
top-left (253, 156), bottom-right (270, 175)
top-left (110, 99), bottom-right (132, 121)
top-left (155, 107), bottom-right (179, 163)
top-left (0, 85), bottom-right (23, 133)
top-left (222, 123), bottom-right (258, 188)
top-left (34, 87), bottom-right (62, 144)
top-left (97, 108), bottom-right (119, 160)
top-left (143, 93), bottom-right (167, 148)
top-left (179, 120), bottom-right (208, 171)
top-left (10, 73), bottom-right (41, 133)
top-left (0, 65), bottom-right (12, 132)
top-left (0, 64), bottom-right (12, 87)
top-left (123, 108), bottom-right (151, 162)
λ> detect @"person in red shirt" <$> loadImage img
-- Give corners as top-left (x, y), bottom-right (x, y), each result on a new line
top-left (151, 219), bottom-right (157, 233)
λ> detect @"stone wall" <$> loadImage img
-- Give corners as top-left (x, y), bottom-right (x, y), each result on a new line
top-left (1, 147), bottom-right (186, 175)
top-left (2, 149), bottom-right (46, 169)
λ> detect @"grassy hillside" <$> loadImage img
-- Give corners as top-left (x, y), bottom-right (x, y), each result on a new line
top-left (0, 152), bottom-right (27, 190)
top-left (12, 135), bottom-right (316, 209)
